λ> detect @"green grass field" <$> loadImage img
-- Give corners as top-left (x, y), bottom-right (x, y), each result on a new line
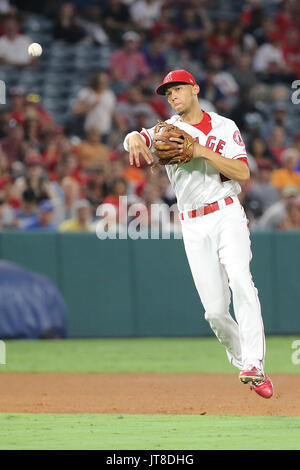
top-left (2, 335), bottom-right (299, 373)
top-left (1, 336), bottom-right (300, 450)
top-left (1, 414), bottom-right (299, 450)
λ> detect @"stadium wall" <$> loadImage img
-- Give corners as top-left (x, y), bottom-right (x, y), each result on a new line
top-left (0, 232), bottom-right (299, 337)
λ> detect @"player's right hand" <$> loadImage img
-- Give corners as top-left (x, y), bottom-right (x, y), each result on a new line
top-left (128, 134), bottom-right (154, 167)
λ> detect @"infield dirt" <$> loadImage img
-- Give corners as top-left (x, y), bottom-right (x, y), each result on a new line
top-left (0, 373), bottom-right (299, 416)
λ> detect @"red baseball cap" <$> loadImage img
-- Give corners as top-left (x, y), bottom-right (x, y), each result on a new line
top-left (155, 70), bottom-right (197, 96)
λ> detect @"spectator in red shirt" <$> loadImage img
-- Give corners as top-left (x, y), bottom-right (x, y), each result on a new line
top-left (240, 0), bottom-right (265, 34)
top-left (274, 0), bottom-right (295, 37)
top-left (206, 18), bottom-right (236, 64)
top-left (281, 28), bottom-right (300, 78)
top-left (109, 31), bottom-right (149, 91)
top-left (151, 3), bottom-right (180, 41)
top-left (25, 93), bottom-right (53, 131)
top-left (9, 86), bottom-right (26, 125)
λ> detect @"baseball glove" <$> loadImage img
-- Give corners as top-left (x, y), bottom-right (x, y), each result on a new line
top-left (153, 120), bottom-right (194, 166)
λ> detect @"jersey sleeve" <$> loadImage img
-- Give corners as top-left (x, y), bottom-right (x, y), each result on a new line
top-left (123, 117), bottom-right (178, 152)
top-left (224, 121), bottom-right (249, 168)
top-left (123, 124), bottom-right (156, 152)
top-left (139, 126), bottom-right (155, 150)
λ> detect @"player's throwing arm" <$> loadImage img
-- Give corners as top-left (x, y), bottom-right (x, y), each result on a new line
top-left (127, 133), bottom-right (154, 167)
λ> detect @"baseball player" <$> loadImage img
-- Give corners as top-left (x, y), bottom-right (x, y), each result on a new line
top-left (123, 69), bottom-right (273, 399)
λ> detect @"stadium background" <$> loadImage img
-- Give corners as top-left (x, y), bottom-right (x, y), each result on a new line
top-left (0, 0), bottom-right (300, 451)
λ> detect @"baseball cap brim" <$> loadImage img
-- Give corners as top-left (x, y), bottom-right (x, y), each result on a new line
top-left (155, 70), bottom-right (197, 95)
top-left (155, 81), bottom-right (193, 96)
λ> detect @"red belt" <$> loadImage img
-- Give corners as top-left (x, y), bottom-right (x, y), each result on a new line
top-left (180, 196), bottom-right (234, 220)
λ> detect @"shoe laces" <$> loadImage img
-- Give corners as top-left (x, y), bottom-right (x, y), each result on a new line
top-left (252, 377), bottom-right (265, 386)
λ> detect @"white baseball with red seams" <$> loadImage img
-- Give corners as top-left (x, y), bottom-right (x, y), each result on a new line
top-left (124, 110), bottom-right (265, 373)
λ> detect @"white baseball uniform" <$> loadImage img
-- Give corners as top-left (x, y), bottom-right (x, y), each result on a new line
top-left (124, 110), bottom-right (266, 372)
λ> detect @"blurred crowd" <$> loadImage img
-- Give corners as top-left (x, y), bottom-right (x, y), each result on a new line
top-left (0, 0), bottom-right (300, 232)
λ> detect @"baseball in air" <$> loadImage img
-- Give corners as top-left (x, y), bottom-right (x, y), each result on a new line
top-left (28, 42), bottom-right (43, 57)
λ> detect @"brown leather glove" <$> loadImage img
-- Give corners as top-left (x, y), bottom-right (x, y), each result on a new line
top-left (153, 120), bottom-right (194, 166)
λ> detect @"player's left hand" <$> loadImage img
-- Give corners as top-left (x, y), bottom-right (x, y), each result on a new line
top-left (153, 121), bottom-right (194, 166)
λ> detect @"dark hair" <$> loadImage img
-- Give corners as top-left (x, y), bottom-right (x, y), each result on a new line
top-left (111, 177), bottom-right (127, 192)
top-left (89, 71), bottom-right (107, 91)
top-left (22, 188), bottom-right (36, 203)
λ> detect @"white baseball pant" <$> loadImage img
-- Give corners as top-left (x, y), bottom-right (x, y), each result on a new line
top-left (180, 196), bottom-right (265, 372)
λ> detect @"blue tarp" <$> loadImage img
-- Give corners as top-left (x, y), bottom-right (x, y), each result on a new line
top-left (0, 261), bottom-right (67, 339)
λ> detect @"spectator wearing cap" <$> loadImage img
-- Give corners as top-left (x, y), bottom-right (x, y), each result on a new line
top-left (24, 93), bottom-right (53, 131)
top-left (22, 200), bottom-right (57, 231)
top-left (270, 148), bottom-right (300, 190)
top-left (0, 15), bottom-right (33, 66)
top-left (109, 31), bottom-right (149, 89)
top-left (59, 199), bottom-right (92, 232)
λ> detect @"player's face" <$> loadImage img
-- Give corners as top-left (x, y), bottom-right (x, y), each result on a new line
top-left (165, 84), bottom-right (195, 115)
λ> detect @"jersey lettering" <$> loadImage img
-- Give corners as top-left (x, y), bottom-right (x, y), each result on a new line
top-left (216, 140), bottom-right (226, 154)
top-left (205, 136), bottom-right (226, 154)
top-left (206, 135), bottom-right (216, 150)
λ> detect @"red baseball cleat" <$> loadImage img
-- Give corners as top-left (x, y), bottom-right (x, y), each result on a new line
top-left (239, 365), bottom-right (264, 384)
top-left (250, 375), bottom-right (273, 399)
